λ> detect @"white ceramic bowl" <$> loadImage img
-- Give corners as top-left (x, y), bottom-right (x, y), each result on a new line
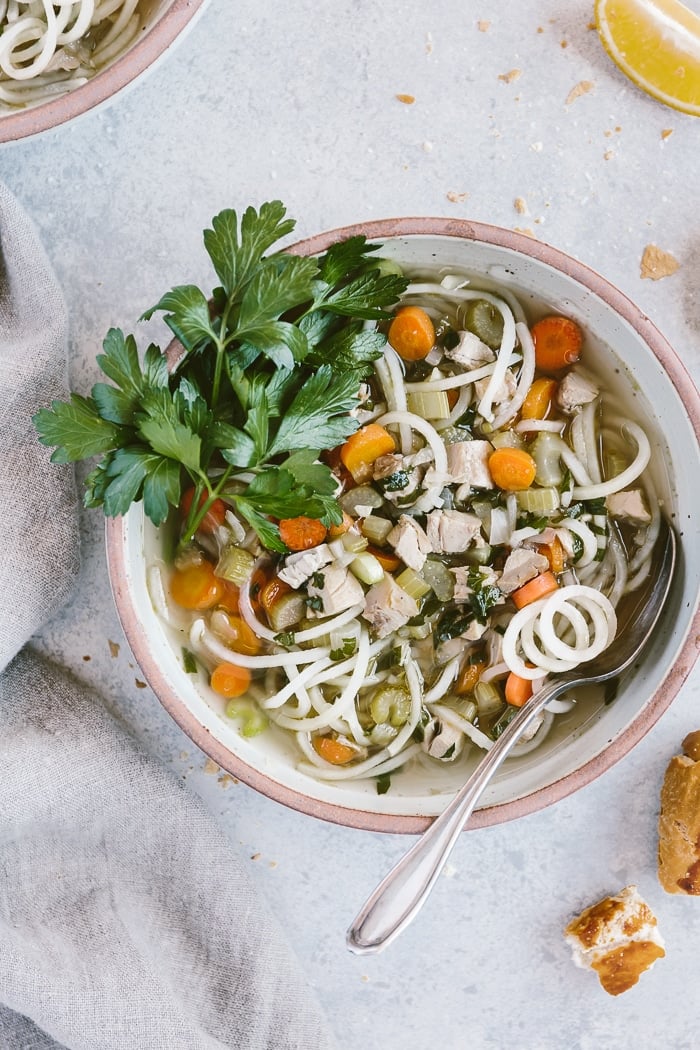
top-left (0, 0), bottom-right (208, 143)
top-left (106, 218), bottom-right (700, 833)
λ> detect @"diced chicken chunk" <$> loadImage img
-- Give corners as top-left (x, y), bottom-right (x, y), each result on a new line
top-left (498, 548), bottom-right (549, 594)
top-left (557, 370), bottom-right (599, 413)
top-left (474, 370), bottom-right (517, 406)
top-left (278, 544), bottom-right (333, 589)
top-left (450, 565), bottom-right (499, 604)
top-left (387, 515), bottom-right (432, 572)
top-left (426, 509), bottom-right (482, 553)
top-left (422, 718), bottom-right (465, 761)
top-left (363, 574), bottom-right (419, 639)
top-left (373, 453), bottom-right (404, 480)
top-left (444, 330), bottom-right (495, 369)
top-left (446, 440), bottom-right (494, 488)
top-left (306, 563), bottom-right (364, 616)
top-left (605, 489), bottom-right (652, 526)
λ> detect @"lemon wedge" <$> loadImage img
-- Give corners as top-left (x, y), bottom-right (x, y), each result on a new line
top-left (595, 0), bottom-right (700, 115)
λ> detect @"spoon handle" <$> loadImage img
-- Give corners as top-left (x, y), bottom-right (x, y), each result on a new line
top-left (346, 677), bottom-right (568, 955)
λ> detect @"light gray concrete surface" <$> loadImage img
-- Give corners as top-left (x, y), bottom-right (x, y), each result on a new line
top-left (4, 1), bottom-right (700, 1047)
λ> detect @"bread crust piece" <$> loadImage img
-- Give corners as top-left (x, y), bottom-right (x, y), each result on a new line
top-left (658, 732), bottom-right (700, 894)
top-left (564, 885), bottom-right (665, 996)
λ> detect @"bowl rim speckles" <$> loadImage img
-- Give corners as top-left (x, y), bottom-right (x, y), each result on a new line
top-left (105, 217), bottom-right (700, 833)
top-left (0, 0), bottom-right (209, 144)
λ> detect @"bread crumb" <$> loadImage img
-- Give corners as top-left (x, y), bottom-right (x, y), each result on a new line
top-left (564, 886), bottom-right (665, 995)
top-left (661, 128), bottom-right (673, 140)
top-left (640, 244), bottom-right (680, 280)
top-left (587, 21), bottom-right (597, 29)
top-left (514, 196), bottom-right (528, 214)
top-left (360, 974), bottom-right (370, 982)
top-left (561, 39), bottom-right (568, 47)
top-left (269, 860), bottom-right (278, 869)
top-left (658, 731), bottom-right (700, 893)
top-left (537, 26), bottom-right (544, 33)
top-left (530, 141), bottom-right (543, 151)
top-left (251, 852), bottom-right (261, 861)
top-left (218, 773), bottom-right (237, 789)
top-left (514, 227), bottom-right (536, 238)
top-left (604, 149), bottom-right (614, 160)
top-left (477, 19), bottom-right (490, 31)
top-left (396, 93), bottom-right (415, 104)
top-left (135, 678), bottom-right (147, 689)
top-left (422, 140), bottom-right (434, 152)
top-left (566, 80), bottom-right (595, 105)
top-left (498, 69), bottom-right (522, 83)
top-left (82, 655), bottom-right (91, 662)
top-left (203, 757), bottom-right (220, 775)
top-left (446, 191), bottom-right (469, 203)
top-left (108, 639), bottom-right (120, 658)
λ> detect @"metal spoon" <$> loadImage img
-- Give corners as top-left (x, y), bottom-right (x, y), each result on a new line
top-left (347, 519), bottom-right (676, 955)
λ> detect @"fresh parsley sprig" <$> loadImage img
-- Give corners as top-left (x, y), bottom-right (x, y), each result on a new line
top-left (33, 201), bottom-right (409, 552)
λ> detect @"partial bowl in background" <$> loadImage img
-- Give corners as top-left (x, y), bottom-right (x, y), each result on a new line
top-left (0, 0), bottom-right (209, 144)
top-left (106, 218), bottom-right (700, 833)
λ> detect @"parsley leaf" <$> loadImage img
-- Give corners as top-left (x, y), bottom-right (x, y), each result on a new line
top-left (32, 201), bottom-right (406, 550)
top-left (203, 202), bottom-right (296, 298)
top-left (34, 394), bottom-right (122, 463)
top-left (267, 365), bottom-right (359, 456)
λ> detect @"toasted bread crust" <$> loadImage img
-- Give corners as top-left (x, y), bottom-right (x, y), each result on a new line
top-left (564, 885), bottom-right (664, 995)
top-left (658, 739), bottom-right (700, 895)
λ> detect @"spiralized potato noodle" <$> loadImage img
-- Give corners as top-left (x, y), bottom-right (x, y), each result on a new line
top-left (502, 585), bottom-right (618, 680)
top-left (0, 0), bottom-right (142, 108)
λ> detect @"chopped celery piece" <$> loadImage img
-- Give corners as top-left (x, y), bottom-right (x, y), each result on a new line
top-left (463, 299), bottom-right (504, 349)
top-left (516, 487), bottom-right (560, 515)
top-left (489, 429), bottom-right (524, 451)
top-left (474, 680), bottom-right (503, 718)
top-left (454, 698), bottom-right (478, 723)
top-left (215, 545), bottom-right (255, 585)
top-left (350, 552), bottom-right (384, 585)
top-left (361, 515), bottom-right (393, 545)
top-left (406, 388), bottom-right (451, 421)
top-left (421, 557), bottom-right (454, 601)
top-left (267, 591), bottom-right (306, 631)
top-left (341, 530), bottom-right (369, 554)
top-left (464, 543), bottom-right (493, 565)
top-left (225, 699), bottom-right (268, 737)
top-left (340, 485), bottom-right (384, 514)
top-left (396, 566), bottom-right (432, 601)
top-left (369, 684), bottom-right (412, 727)
top-left (531, 432), bottom-right (564, 487)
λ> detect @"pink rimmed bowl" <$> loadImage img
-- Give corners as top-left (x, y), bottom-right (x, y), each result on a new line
top-left (106, 218), bottom-right (700, 833)
top-left (0, 0), bottom-right (209, 144)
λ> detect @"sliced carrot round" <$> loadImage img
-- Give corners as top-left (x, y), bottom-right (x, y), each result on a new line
top-left (216, 613), bottom-right (262, 655)
top-left (531, 316), bottom-right (582, 372)
top-left (521, 377), bottom-right (558, 420)
top-left (279, 516), bottom-right (328, 551)
top-left (505, 672), bottom-right (534, 707)
top-left (170, 561), bottom-right (224, 610)
top-left (340, 423), bottom-right (396, 483)
top-left (511, 570), bottom-right (559, 610)
top-left (488, 447), bottom-right (537, 491)
top-left (210, 662), bottom-right (251, 698)
top-left (387, 306), bottom-right (436, 361)
top-left (312, 735), bottom-right (357, 765)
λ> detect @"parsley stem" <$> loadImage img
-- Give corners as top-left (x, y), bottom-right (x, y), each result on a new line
top-left (210, 339), bottom-right (226, 411)
top-left (177, 465), bottom-right (235, 554)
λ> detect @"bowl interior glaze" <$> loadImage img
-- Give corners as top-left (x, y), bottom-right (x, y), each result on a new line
top-left (106, 220), bottom-right (700, 833)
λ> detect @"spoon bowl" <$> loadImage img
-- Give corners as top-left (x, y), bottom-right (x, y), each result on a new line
top-left (347, 519), bottom-right (677, 955)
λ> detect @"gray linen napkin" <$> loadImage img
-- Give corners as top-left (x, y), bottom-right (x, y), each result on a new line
top-left (0, 184), bottom-right (338, 1050)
